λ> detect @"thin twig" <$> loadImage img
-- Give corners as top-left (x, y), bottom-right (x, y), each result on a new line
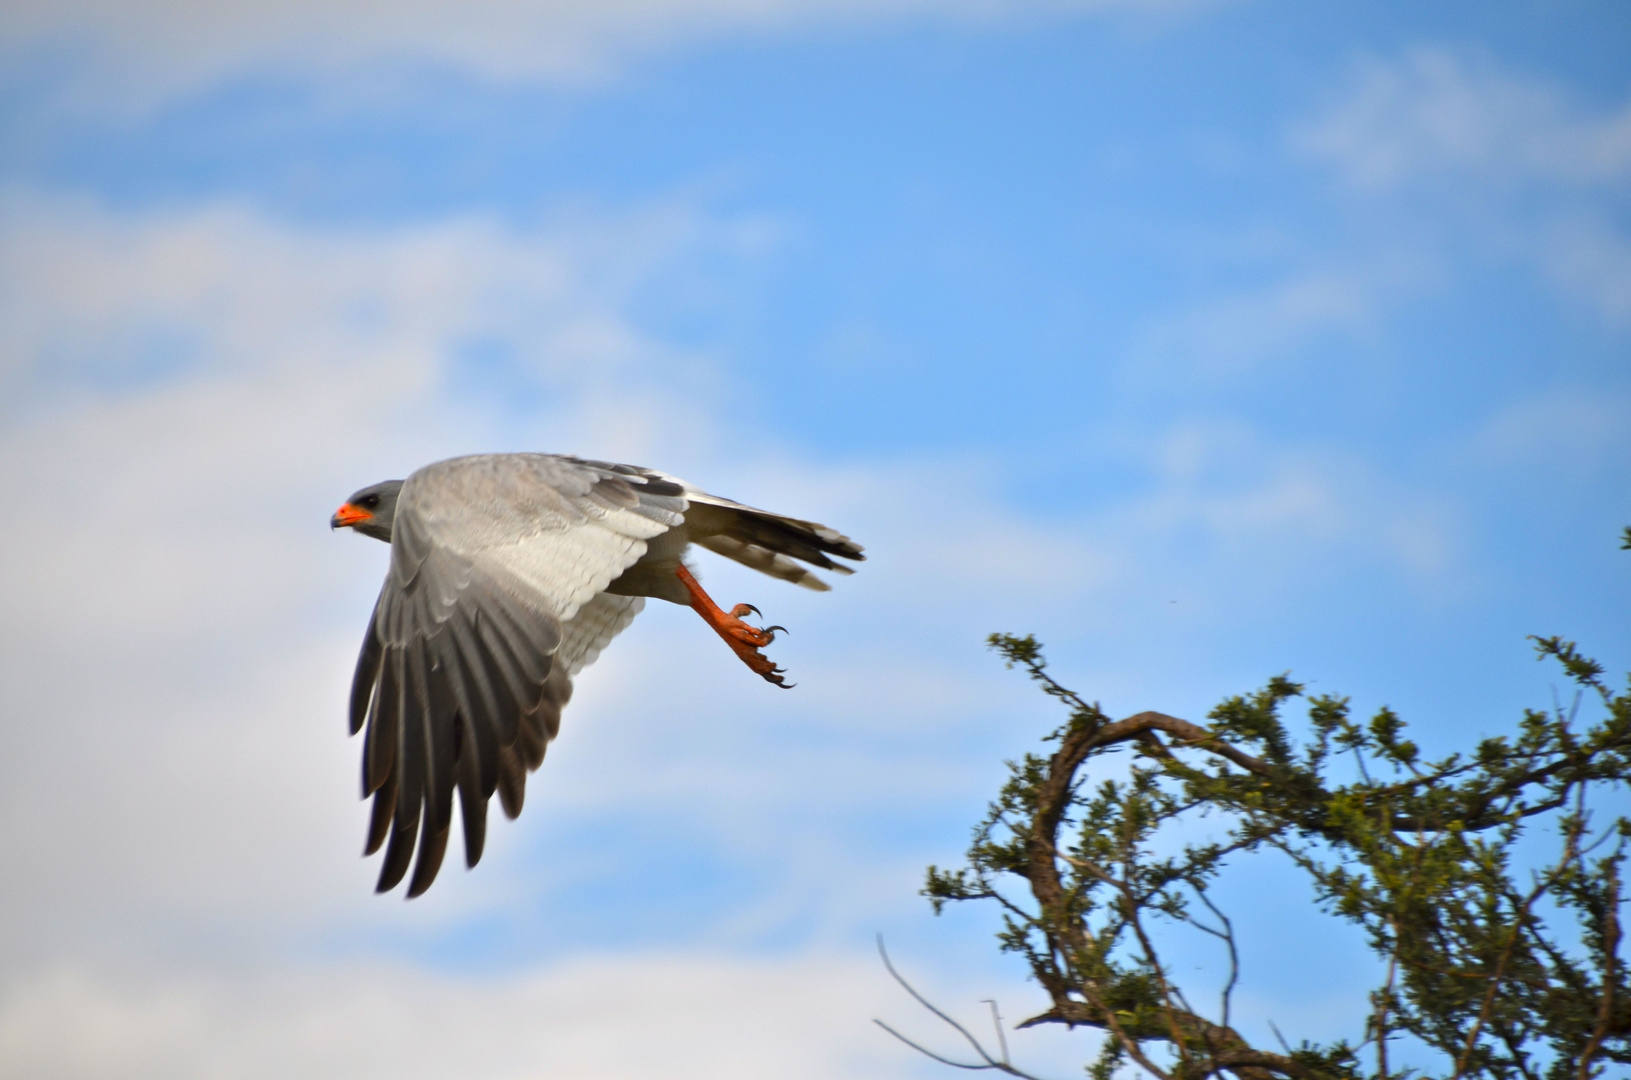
top-left (1196, 888), bottom-right (1241, 1035)
top-left (1116, 839), bottom-right (1194, 1067)
top-left (1497, 1027), bottom-right (1540, 1080)
top-left (874, 1020), bottom-right (1005, 1072)
top-left (874, 937), bottom-right (1052, 1080)
top-left (981, 1000), bottom-right (1011, 1066)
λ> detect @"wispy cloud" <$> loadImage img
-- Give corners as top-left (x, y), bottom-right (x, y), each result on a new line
top-left (1295, 47), bottom-right (1631, 326)
top-left (1296, 47), bottom-right (1631, 190)
top-left (1136, 47), bottom-right (1631, 383)
top-left (1136, 270), bottom-right (1377, 377)
top-left (1463, 384), bottom-right (1631, 477)
top-left (1539, 212), bottom-right (1631, 324)
top-left (0, 953), bottom-right (927, 1080)
top-left (2, 0), bottom-right (1211, 113)
top-left (1107, 421), bottom-right (1460, 585)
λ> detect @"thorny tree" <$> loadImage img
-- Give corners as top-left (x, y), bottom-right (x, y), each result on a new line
top-left (886, 531), bottom-right (1631, 1079)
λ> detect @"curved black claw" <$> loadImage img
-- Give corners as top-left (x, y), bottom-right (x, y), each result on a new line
top-left (764, 625), bottom-right (787, 636)
top-left (737, 603), bottom-right (763, 619)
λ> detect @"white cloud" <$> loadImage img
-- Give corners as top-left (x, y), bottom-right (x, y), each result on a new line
top-left (1294, 48), bottom-right (1631, 327)
top-left (1136, 270), bottom-right (1377, 376)
top-left (0, 953), bottom-right (927, 1080)
top-left (2, 0), bottom-right (1209, 113)
top-left (0, 946), bottom-right (1114, 1080)
top-left (1297, 47), bottom-right (1631, 190)
top-left (1110, 421), bottom-right (1459, 583)
top-left (1540, 213), bottom-right (1631, 325)
top-left (1464, 384), bottom-right (1631, 476)
top-left (1131, 48), bottom-right (1630, 386)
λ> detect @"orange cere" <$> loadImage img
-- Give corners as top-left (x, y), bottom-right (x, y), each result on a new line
top-left (332, 502), bottom-right (373, 527)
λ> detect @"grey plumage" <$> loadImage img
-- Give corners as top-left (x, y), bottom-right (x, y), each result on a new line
top-left (333, 453), bottom-right (863, 896)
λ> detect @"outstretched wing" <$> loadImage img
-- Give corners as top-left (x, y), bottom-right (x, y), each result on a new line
top-left (349, 454), bottom-right (685, 896)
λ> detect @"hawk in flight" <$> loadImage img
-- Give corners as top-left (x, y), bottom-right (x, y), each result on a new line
top-left (332, 453), bottom-right (863, 897)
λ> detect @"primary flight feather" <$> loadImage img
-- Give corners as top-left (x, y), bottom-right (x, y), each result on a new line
top-left (331, 453), bottom-right (864, 897)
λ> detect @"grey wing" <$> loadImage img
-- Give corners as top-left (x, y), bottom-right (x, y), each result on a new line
top-left (487, 592), bottom-right (644, 830)
top-left (555, 591), bottom-right (645, 678)
top-left (348, 454), bottom-right (687, 897)
top-left (406, 454), bottom-right (688, 621)
top-left (352, 544), bottom-right (563, 898)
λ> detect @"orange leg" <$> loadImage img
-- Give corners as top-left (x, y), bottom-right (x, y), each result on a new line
top-left (674, 564), bottom-right (792, 688)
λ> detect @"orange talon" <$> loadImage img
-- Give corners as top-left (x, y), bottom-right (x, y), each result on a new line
top-left (675, 564), bottom-right (793, 687)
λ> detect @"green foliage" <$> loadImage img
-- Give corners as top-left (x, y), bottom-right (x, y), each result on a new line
top-left (920, 577), bottom-right (1631, 1078)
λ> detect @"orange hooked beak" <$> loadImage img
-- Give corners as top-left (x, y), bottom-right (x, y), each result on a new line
top-left (331, 502), bottom-right (373, 530)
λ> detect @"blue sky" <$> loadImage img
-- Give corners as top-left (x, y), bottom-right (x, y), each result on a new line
top-left (1, 1), bottom-right (1628, 1077)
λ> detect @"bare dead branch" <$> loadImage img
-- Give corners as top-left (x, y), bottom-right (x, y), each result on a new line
top-left (980, 1000), bottom-right (1012, 1066)
top-left (874, 937), bottom-right (1053, 1080)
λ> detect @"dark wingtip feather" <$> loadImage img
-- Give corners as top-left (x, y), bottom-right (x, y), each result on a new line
top-left (375, 802), bottom-right (420, 893)
top-left (456, 720), bottom-right (488, 868)
top-left (496, 747), bottom-right (525, 819)
top-left (364, 780), bottom-right (395, 855)
top-left (349, 617), bottom-right (384, 735)
top-left (458, 780), bottom-right (488, 868)
top-left (363, 652), bottom-right (401, 795)
top-left (361, 698), bottom-right (397, 797)
top-left (406, 816), bottom-right (451, 898)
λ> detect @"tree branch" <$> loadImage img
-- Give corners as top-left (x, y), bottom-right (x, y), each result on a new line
top-left (874, 937), bottom-right (1053, 1080)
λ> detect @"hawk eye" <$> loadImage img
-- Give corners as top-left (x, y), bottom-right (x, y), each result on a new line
top-left (357, 494), bottom-right (380, 509)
